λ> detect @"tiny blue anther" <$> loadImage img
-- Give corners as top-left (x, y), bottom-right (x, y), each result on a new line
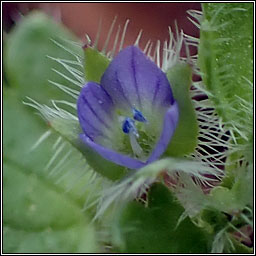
top-left (122, 117), bottom-right (135, 134)
top-left (133, 108), bottom-right (147, 122)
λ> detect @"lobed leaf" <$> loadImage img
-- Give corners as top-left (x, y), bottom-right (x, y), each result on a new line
top-left (111, 183), bottom-right (211, 253)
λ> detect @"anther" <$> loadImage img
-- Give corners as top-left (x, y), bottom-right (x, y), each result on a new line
top-left (132, 108), bottom-right (147, 123)
top-left (122, 117), bottom-right (138, 137)
top-left (122, 117), bottom-right (143, 157)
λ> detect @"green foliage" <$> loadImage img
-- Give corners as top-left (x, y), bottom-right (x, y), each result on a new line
top-left (3, 12), bottom-right (98, 253)
top-left (3, 161), bottom-right (96, 253)
top-left (207, 164), bottom-right (252, 213)
top-left (198, 3), bottom-right (253, 140)
top-left (198, 5), bottom-right (253, 252)
top-left (3, 224), bottom-right (96, 253)
top-left (3, 89), bottom-right (51, 173)
top-left (201, 208), bottom-right (229, 233)
top-left (84, 46), bottom-right (110, 83)
top-left (4, 12), bottom-right (83, 103)
top-left (3, 11), bottom-right (97, 205)
top-left (3, 88), bottom-right (98, 253)
top-left (111, 183), bottom-right (211, 253)
top-left (166, 62), bottom-right (198, 156)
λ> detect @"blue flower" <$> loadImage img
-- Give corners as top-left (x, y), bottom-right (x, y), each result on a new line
top-left (77, 46), bottom-right (179, 169)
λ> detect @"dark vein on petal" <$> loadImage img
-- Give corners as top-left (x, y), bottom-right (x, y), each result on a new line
top-left (81, 95), bottom-right (111, 130)
top-left (80, 115), bottom-right (112, 141)
top-left (115, 71), bottom-right (132, 107)
top-left (131, 48), bottom-right (141, 107)
top-left (80, 115), bottom-right (103, 136)
top-left (152, 77), bottom-right (161, 106)
top-left (89, 86), bottom-right (114, 118)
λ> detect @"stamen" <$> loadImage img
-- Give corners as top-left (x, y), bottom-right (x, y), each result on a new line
top-left (122, 117), bottom-right (143, 157)
top-left (122, 117), bottom-right (136, 134)
top-left (129, 132), bottom-right (143, 157)
top-left (132, 108), bottom-right (147, 122)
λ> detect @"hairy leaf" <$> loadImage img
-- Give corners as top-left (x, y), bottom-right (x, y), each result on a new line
top-left (4, 12), bottom-right (83, 103)
top-left (199, 3), bottom-right (253, 141)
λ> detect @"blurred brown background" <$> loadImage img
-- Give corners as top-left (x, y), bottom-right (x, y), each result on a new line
top-left (3, 2), bottom-right (201, 51)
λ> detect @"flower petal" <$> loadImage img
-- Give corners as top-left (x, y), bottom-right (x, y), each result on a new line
top-left (147, 101), bottom-right (179, 163)
top-left (80, 134), bottom-right (146, 169)
top-left (77, 82), bottom-right (114, 140)
top-left (101, 46), bottom-right (174, 112)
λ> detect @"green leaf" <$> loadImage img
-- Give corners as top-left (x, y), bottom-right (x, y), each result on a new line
top-left (198, 5), bottom-right (253, 227)
top-left (198, 3), bottom-right (253, 139)
top-left (3, 88), bottom-right (52, 174)
top-left (4, 11), bottom-right (83, 103)
top-left (3, 161), bottom-right (96, 253)
top-left (112, 183), bottom-right (211, 253)
top-left (201, 208), bottom-right (229, 233)
top-left (84, 46), bottom-right (110, 83)
top-left (3, 159), bottom-right (92, 234)
top-left (208, 165), bottom-right (253, 213)
top-left (166, 62), bottom-right (198, 156)
top-left (3, 224), bottom-right (96, 254)
top-left (3, 83), bottom-right (98, 253)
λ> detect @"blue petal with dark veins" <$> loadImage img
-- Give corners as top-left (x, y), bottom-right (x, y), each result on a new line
top-left (78, 46), bottom-right (179, 170)
top-left (101, 46), bottom-right (174, 112)
top-left (77, 82), bottom-right (115, 140)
